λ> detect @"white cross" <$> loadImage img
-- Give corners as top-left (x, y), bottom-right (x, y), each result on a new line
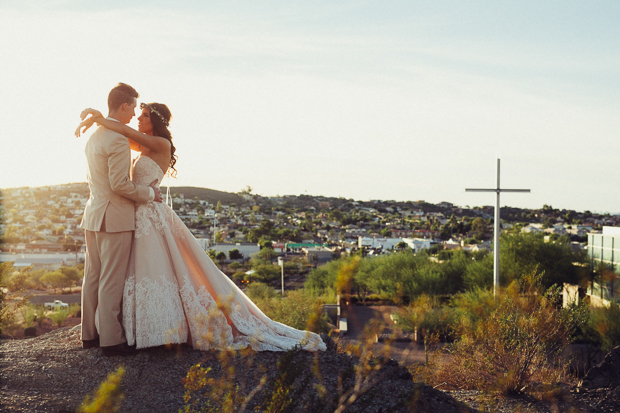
top-left (466, 159), bottom-right (530, 296)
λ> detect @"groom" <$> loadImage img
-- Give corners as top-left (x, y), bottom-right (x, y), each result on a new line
top-left (80, 83), bottom-right (162, 356)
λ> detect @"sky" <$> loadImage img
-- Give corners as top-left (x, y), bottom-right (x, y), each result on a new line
top-left (1, 0), bottom-right (619, 213)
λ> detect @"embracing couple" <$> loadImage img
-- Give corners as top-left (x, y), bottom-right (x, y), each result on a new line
top-left (77, 83), bottom-right (325, 356)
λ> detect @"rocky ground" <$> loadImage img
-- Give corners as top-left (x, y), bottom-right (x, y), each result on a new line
top-left (0, 327), bottom-right (472, 413)
top-left (1, 327), bottom-right (618, 413)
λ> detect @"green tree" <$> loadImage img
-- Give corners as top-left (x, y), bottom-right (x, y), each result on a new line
top-left (41, 271), bottom-right (71, 293)
top-left (215, 251), bottom-right (227, 265)
top-left (472, 217), bottom-right (488, 238)
top-left (228, 249), bottom-right (243, 260)
top-left (216, 201), bottom-right (223, 213)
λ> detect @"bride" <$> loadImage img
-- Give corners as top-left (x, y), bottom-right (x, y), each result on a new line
top-left (76, 104), bottom-right (325, 352)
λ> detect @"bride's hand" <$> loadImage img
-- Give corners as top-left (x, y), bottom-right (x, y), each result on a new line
top-left (75, 116), bottom-right (96, 137)
top-left (80, 108), bottom-right (103, 121)
top-left (75, 108), bottom-right (104, 137)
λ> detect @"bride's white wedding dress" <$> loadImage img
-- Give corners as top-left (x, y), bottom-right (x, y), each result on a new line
top-left (122, 155), bottom-right (325, 351)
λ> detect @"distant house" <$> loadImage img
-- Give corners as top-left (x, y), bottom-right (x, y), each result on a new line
top-left (302, 247), bottom-right (334, 266)
top-left (358, 236), bottom-right (404, 250)
top-left (522, 224), bottom-right (544, 234)
top-left (400, 237), bottom-right (431, 252)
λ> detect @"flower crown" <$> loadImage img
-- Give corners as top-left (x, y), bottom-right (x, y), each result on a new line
top-left (140, 103), bottom-right (169, 126)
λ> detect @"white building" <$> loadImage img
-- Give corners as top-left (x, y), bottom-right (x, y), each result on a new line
top-left (402, 237), bottom-right (432, 252)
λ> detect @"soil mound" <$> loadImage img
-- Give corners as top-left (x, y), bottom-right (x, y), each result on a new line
top-left (0, 327), bottom-right (473, 412)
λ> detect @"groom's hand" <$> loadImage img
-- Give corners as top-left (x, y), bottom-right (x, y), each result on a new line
top-left (149, 180), bottom-right (163, 203)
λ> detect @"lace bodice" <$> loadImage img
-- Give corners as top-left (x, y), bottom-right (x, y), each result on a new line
top-left (132, 156), bottom-right (165, 187)
top-left (132, 156), bottom-right (171, 239)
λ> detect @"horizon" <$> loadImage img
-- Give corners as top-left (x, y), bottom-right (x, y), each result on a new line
top-left (3, 180), bottom-right (618, 216)
top-left (2, 1), bottom-right (619, 212)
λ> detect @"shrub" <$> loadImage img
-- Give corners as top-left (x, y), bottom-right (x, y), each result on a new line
top-left (36, 305), bottom-right (46, 327)
top-left (67, 303), bottom-right (81, 317)
top-left (19, 305), bottom-right (36, 328)
top-left (249, 285), bottom-right (331, 334)
top-left (428, 273), bottom-right (576, 395)
top-left (49, 308), bottom-right (69, 327)
top-left (40, 271), bottom-right (71, 293)
top-left (78, 366), bottom-right (125, 413)
top-left (245, 282), bottom-right (278, 301)
top-left (393, 294), bottom-right (454, 339)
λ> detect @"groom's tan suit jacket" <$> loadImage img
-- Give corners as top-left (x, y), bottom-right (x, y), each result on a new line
top-left (80, 123), bottom-right (152, 347)
top-left (81, 126), bottom-right (151, 232)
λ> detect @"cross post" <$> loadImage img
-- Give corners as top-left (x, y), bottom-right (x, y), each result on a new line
top-left (466, 159), bottom-right (530, 296)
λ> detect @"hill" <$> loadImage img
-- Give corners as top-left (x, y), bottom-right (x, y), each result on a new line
top-left (167, 186), bottom-right (244, 206)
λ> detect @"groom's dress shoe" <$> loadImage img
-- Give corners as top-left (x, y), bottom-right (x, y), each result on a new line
top-left (82, 338), bottom-right (100, 349)
top-left (101, 342), bottom-right (137, 357)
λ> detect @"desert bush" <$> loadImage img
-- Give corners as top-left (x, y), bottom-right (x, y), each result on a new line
top-left (250, 264), bottom-right (280, 283)
top-left (393, 294), bottom-right (454, 340)
top-left (26, 269), bottom-right (48, 290)
top-left (36, 305), bottom-right (46, 327)
top-left (245, 282), bottom-right (278, 301)
top-left (49, 308), bottom-right (69, 327)
top-left (0, 262), bottom-right (29, 334)
top-left (250, 286), bottom-right (331, 334)
top-left (6, 269), bottom-right (34, 292)
top-left (59, 265), bottom-right (83, 286)
top-left (19, 305), bottom-right (36, 328)
top-left (78, 366), bottom-right (125, 413)
top-left (306, 233), bottom-right (582, 302)
top-left (428, 273), bottom-right (577, 395)
top-left (589, 302), bottom-right (620, 352)
top-left (67, 303), bottom-right (81, 317)
top-left (181, 347), bottom-right (264, 413)
top-left (40, 271), bottom-right (71, 293)
top-left (573, 301), bottom-right (620, 353)
top-left (180, 320), bottom-right (396, 413)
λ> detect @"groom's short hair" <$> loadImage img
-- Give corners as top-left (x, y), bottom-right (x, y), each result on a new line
top-left (108, 83), bottom-right (139, 112)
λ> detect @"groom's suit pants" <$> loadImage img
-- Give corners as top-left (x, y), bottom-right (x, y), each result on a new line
top-left (82, 229), bottom-right (133, 347)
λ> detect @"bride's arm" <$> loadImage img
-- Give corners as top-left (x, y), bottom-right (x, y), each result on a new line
top-left (75, 109), bottom-right (169, 153)
top-left (93, 118), bottom-right (170, 153)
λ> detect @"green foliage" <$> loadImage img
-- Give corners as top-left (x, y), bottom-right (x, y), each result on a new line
top-left (40, 271), bottom-right (71, 293)
top-left (0, 262), bottom-right (28, 334)
top-left (78, 366), bottom-right (125, 413)
top-left (393, 294), bottom-right (454, 339)
top-left (67, 303), bottom-right (81, 317)
top-left (228, 249), bottom-right (243, 260)
top-left (35, 305), bottom-right (46, 327)
top-left (429, 273), bottom-right (576, 395)
top-left (19, 305), bottom-right (36, 328)
top-left (257, 247), bottom-right (278, 262)
top-left (181, 349), bottom-right (263, 413)
top-left (499, 232), bottom-right (580, 288)
top-left (574, 302), bottom-right (620, 353)
top-left (246, 282), bottom-right (278, 301)
top-left (306, 233), bottom-right (581, 303)
top-left (49, 308), bottom-right (68, 327)
top-left (258, 345), bottom-right (307, 413)
top-left (249, 264), bottom-right (280, 283)
top-left (59, 265), bottom-right (83, 285)
top-left (247, 284), bottom-right (330, 334)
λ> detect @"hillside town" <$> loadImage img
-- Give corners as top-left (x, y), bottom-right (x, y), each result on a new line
top-left (1, 182), bottom-right (617, 269)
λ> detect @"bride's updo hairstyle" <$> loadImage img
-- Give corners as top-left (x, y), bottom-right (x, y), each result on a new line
top-left (141, 102), bottom-right (178, 177)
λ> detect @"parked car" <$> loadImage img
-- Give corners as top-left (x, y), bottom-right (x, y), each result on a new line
top-left (44, 300), bottom-right (69, 310)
